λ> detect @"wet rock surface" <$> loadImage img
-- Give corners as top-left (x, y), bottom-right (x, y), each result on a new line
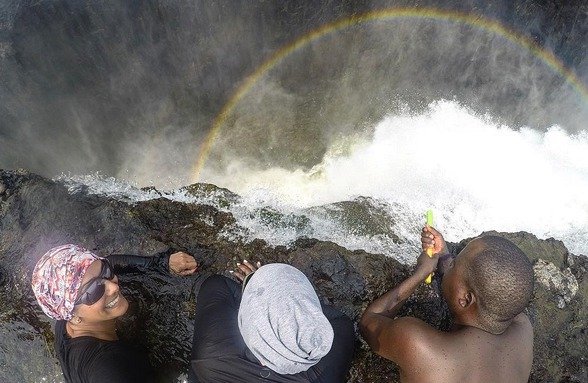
top-left (0, 170), bottom-right (586, 382)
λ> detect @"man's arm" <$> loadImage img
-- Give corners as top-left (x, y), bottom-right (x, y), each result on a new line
top-left (359, 250), bottom-right (439, 364)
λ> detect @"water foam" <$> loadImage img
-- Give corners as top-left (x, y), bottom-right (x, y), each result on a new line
top-left (203, 100), bottom-right (588, 256)
top-left (55, 101), bottom-right (588, 259)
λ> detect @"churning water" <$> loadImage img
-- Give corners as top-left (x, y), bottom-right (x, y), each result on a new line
top-left (59, 100), bottom-right (588, 260)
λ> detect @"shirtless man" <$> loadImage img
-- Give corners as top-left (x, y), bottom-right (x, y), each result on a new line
top-left (360, 226), bottom-right (534, 382)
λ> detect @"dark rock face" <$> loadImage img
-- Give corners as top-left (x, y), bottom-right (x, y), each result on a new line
top-left (0, 169), bottom-right (586, 382)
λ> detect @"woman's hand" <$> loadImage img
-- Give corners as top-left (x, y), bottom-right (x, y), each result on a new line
top-left (169, 251), bottom-right (199, 276)
top-left (231, 259), bottom-right (261, 283)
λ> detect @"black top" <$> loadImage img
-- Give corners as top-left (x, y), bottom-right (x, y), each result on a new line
top-left (55, 320), bottom-right (154, 383)
top-left (54, 252), bottom-right (171, 383)
top-left (189, 275), bottom-right (355, 383)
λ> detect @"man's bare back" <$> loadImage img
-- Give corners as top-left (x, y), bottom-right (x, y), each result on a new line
top-left (360, 227), bottom-right (535, 383)
top-left (395, 313), bottom-right (533, 383)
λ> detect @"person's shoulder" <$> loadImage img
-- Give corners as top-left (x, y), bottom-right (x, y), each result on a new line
top-left (56, 336), bottom-right (110, 382)
top-left (85, 341), bottom-right (153, 382)
top-left (54, 320), bottom-right (67, 345)
top-left (504, 312), bottom-right (533, 346)
top-left (364, 316), bottom-right (446, 364)
top-left (321, 303), bottom-right (351, 322)
top-left (389, 316), bottom-right (447, 349)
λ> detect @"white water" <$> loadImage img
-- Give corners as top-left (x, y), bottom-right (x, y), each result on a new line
top-left (58, 101), bottom-right (588, 260)
top-left (202, 100), bottom-right (588, 257)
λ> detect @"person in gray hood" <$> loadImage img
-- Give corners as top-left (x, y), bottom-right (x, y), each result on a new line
top-left (189, 261), bottom-right (354, 382)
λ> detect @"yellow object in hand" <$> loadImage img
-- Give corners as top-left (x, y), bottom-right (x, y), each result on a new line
top-left (425, 210), bottom-right (434, 284)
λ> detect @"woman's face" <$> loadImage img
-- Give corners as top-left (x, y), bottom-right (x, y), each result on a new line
top-left (73, 260), bottom-right (129, 322)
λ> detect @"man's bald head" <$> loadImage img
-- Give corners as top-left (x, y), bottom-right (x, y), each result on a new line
top-left (463, 236), bottom-right (534, 334)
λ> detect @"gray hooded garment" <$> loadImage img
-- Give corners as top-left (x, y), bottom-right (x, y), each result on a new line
top-left (237, 263), bottom-right (334, 375)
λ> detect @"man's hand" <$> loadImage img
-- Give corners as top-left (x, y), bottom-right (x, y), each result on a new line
top-left (169, 251), bottom-right (199, 276)
top-left (421, 225), bottom-right (449, 256)
top-left (415, 249), bottom-right (439, 281)
top-left (421, 226), bottom-right (456, 279)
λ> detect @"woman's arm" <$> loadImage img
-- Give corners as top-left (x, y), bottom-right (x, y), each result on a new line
top-left (107, 249), bottom-right (198, 275)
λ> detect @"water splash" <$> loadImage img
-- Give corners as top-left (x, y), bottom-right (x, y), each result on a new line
top-left (56, 101), bottom-right (588, 258)
top-left (202, 100), bottom-right (588, 256)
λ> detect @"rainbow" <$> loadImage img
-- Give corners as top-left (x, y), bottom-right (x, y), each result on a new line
top-left (192, 7), bottom-right (588, 181)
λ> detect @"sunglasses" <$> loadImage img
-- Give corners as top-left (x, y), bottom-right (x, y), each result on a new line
top-left (74, 260), bottom-right (115, 306)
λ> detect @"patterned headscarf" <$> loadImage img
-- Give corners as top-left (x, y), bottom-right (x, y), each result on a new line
top-left (31, 244), bottom-right (103, 320)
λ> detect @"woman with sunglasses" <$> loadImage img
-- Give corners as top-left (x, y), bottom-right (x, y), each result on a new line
top-left (31, 244), bottom-right (198, 383)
